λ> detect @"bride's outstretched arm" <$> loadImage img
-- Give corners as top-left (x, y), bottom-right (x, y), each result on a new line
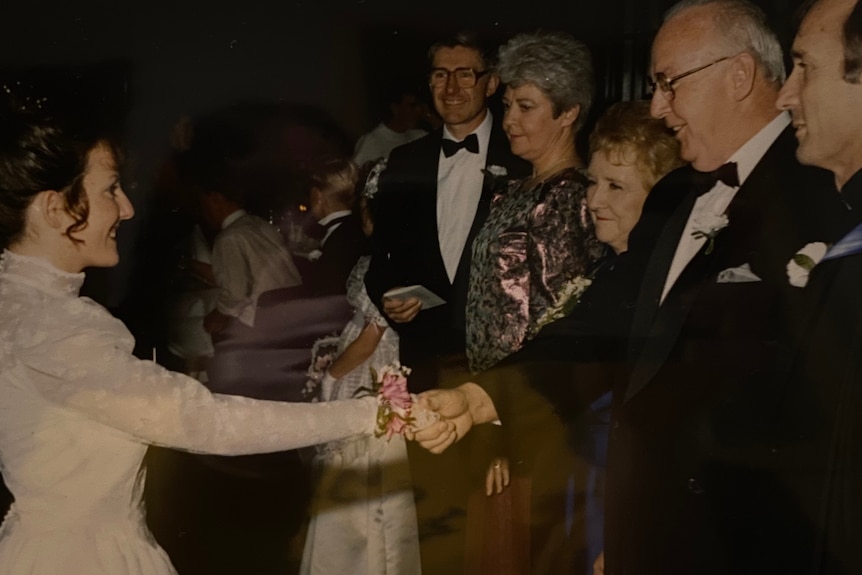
top-left (21, 308), bottom-right (376, 456)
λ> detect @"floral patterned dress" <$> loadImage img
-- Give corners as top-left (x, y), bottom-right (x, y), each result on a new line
top-left (466, 167), bottom-right (604, 373)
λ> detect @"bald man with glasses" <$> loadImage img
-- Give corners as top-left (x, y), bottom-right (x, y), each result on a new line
top-left (600, 0), bottom-right (848, 573)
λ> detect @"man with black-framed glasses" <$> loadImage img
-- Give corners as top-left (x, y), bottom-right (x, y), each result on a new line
top-left (598, 0), bottom-right (848, 573)
top-left (364, 30), bottom-right (529, 575)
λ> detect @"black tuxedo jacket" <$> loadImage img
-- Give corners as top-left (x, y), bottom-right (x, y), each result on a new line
top-left (604, 126), bottom-right (848, 575)
top-left (365, 121), bottom-right (530, 392)
top-left (304, 213), bottom-right (366, 295)
top-left (778, 178), bottom-right (862, 574)
top-left (783, 252), bottom-right (862, 575)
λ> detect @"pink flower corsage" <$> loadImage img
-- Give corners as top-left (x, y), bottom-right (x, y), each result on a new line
top-left (356, 361), bottom-right (438, 439)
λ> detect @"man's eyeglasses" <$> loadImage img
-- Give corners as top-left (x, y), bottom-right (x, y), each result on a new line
top-left (648, 56), bottom-right (730, 98)
top-left (429, 68), bottom-right (491, 88)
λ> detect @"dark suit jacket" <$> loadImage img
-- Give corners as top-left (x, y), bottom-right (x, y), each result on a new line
top-left (603, 126), bottom-right (847, 575)
top-left (364, 120), bottom-right (530, 392)
top-left (778, 176), bottom-right (862, 575)
top-left (303, 213), bottom-right (366, 295)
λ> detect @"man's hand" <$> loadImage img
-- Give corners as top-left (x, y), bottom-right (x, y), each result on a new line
top-left (382, 296), bottom-right (422, 323)
top-left (408, 388), bottom-right (471, 453)
top-left (408, 383), bottom-right (499, 454)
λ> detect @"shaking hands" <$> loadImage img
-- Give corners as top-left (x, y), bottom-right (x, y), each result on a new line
top-left (406, 383), bottom-right (499, 454)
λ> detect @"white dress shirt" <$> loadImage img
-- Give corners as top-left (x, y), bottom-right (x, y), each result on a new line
top-left (353, 122), bottom-right (427, 166)
top-left (661, 112), bottom-right (791, 303)
top-left (212, 209), bottom-right (302, 326)
top-left (437, 110), bottom-right (493, 282)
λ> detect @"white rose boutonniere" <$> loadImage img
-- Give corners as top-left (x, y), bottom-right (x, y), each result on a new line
top-left (691, 212), bottom-right (729, 255)
top-left (482, 164), bottom-right (509, 191)
top-left (787, 242), bottom-right (828, 287)
top-left (484, 164), bottom-right (508, 178)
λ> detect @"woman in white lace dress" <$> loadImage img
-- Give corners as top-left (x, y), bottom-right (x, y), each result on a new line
top-left (301, 159), bottom-right (421, 575)
top-left (0, 93), bottom-right (378, 574)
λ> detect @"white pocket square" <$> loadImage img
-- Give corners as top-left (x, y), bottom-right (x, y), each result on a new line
top-left (716, 263), bottom-right (762, 283)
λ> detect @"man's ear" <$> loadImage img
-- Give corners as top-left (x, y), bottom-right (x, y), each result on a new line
top-left (730, 52), bottom-right (756, 101)
top-left (485, 73), bottom-right (500, 98)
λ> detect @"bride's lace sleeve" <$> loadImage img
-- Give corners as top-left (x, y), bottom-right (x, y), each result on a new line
top-left (19, 307), bottom-right (376, 456)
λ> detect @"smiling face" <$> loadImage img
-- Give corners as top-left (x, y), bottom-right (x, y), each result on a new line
top-left (64, 144), bottom-right (135, 271)
top-left (648, 6), bottom-right (737, 171)
top-left (586, 147), bottom-right (650, 254)
top-left (430, 46), bottom-right (498, 139)
top-left (777, 0), bottom-right (862, 189)
top-left (502, 83), bottom-right (577, 170)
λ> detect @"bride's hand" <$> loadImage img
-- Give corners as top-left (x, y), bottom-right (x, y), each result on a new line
top-left (407, 389), bottom-right (469, 453)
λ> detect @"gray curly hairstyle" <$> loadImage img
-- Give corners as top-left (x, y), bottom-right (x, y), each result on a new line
top-left (496, 31), bottom-right (594, 131)
top-left (664, 0), bottom-right (786, 84)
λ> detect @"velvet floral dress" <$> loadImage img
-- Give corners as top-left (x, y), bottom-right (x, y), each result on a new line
top-left (466, 167), bottom-right (604, 373)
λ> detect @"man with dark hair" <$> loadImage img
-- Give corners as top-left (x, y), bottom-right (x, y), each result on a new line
top-left (775, 0), bottom-right (862, 571)
top-left (364, 30), bottom-right (529, 575)
top-left (198, 177), bottom-right (301, 335)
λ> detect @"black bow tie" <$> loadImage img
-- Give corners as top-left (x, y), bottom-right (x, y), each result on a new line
top-left (441, 133), bottom-right (479, 157)
top-left (693, 162), bottom-right (740, 195)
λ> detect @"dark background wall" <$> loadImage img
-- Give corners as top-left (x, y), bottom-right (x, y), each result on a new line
top-left (0, 0), bottom-right (805, 306)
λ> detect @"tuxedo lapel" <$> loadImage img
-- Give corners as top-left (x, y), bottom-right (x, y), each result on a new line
top-left (453, 123), bottom-right (530, 283)
top-left (628, 188), bottom-right (699, 351)
top-left (625, 159), bottom-right (774, 404)
top-left (625, 189), bottom-right (699, 402)
top-left (410, 131), bottom-right (452, 292)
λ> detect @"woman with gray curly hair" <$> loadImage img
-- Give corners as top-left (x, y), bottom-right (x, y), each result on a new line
top-left (467, 30), bottom-right (602, 373)
top-left (463, 30), bottom-right (604, 575)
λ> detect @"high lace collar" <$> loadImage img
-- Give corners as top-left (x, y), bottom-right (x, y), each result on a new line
top-left (0, 250), bottom-right (85, 297)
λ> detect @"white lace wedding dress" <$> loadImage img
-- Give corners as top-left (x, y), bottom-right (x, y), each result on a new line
top-left (300, 257), bottom-right (420, 575)
top-left (0, 250), bottom-right (376, 575)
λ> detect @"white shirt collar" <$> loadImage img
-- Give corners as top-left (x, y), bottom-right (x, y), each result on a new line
top-left (442, 109), bottom-right (493, 148)
top-left (726, 112), bottom-right (790, 186)
top-left (221, 209), bottom-right (246, 230)
top-left (318, 210), bottom-right (352, 227)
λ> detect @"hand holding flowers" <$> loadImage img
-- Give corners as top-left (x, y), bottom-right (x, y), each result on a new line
top-left (355, 362), bottom-right (439, 439)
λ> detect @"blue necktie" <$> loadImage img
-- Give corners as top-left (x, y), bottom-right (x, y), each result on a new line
top-left (823, 221), bottom-right (862, 262)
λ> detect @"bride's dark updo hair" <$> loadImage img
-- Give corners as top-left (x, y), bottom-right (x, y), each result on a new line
top-left (0, 82), bottom-right (115, 250)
